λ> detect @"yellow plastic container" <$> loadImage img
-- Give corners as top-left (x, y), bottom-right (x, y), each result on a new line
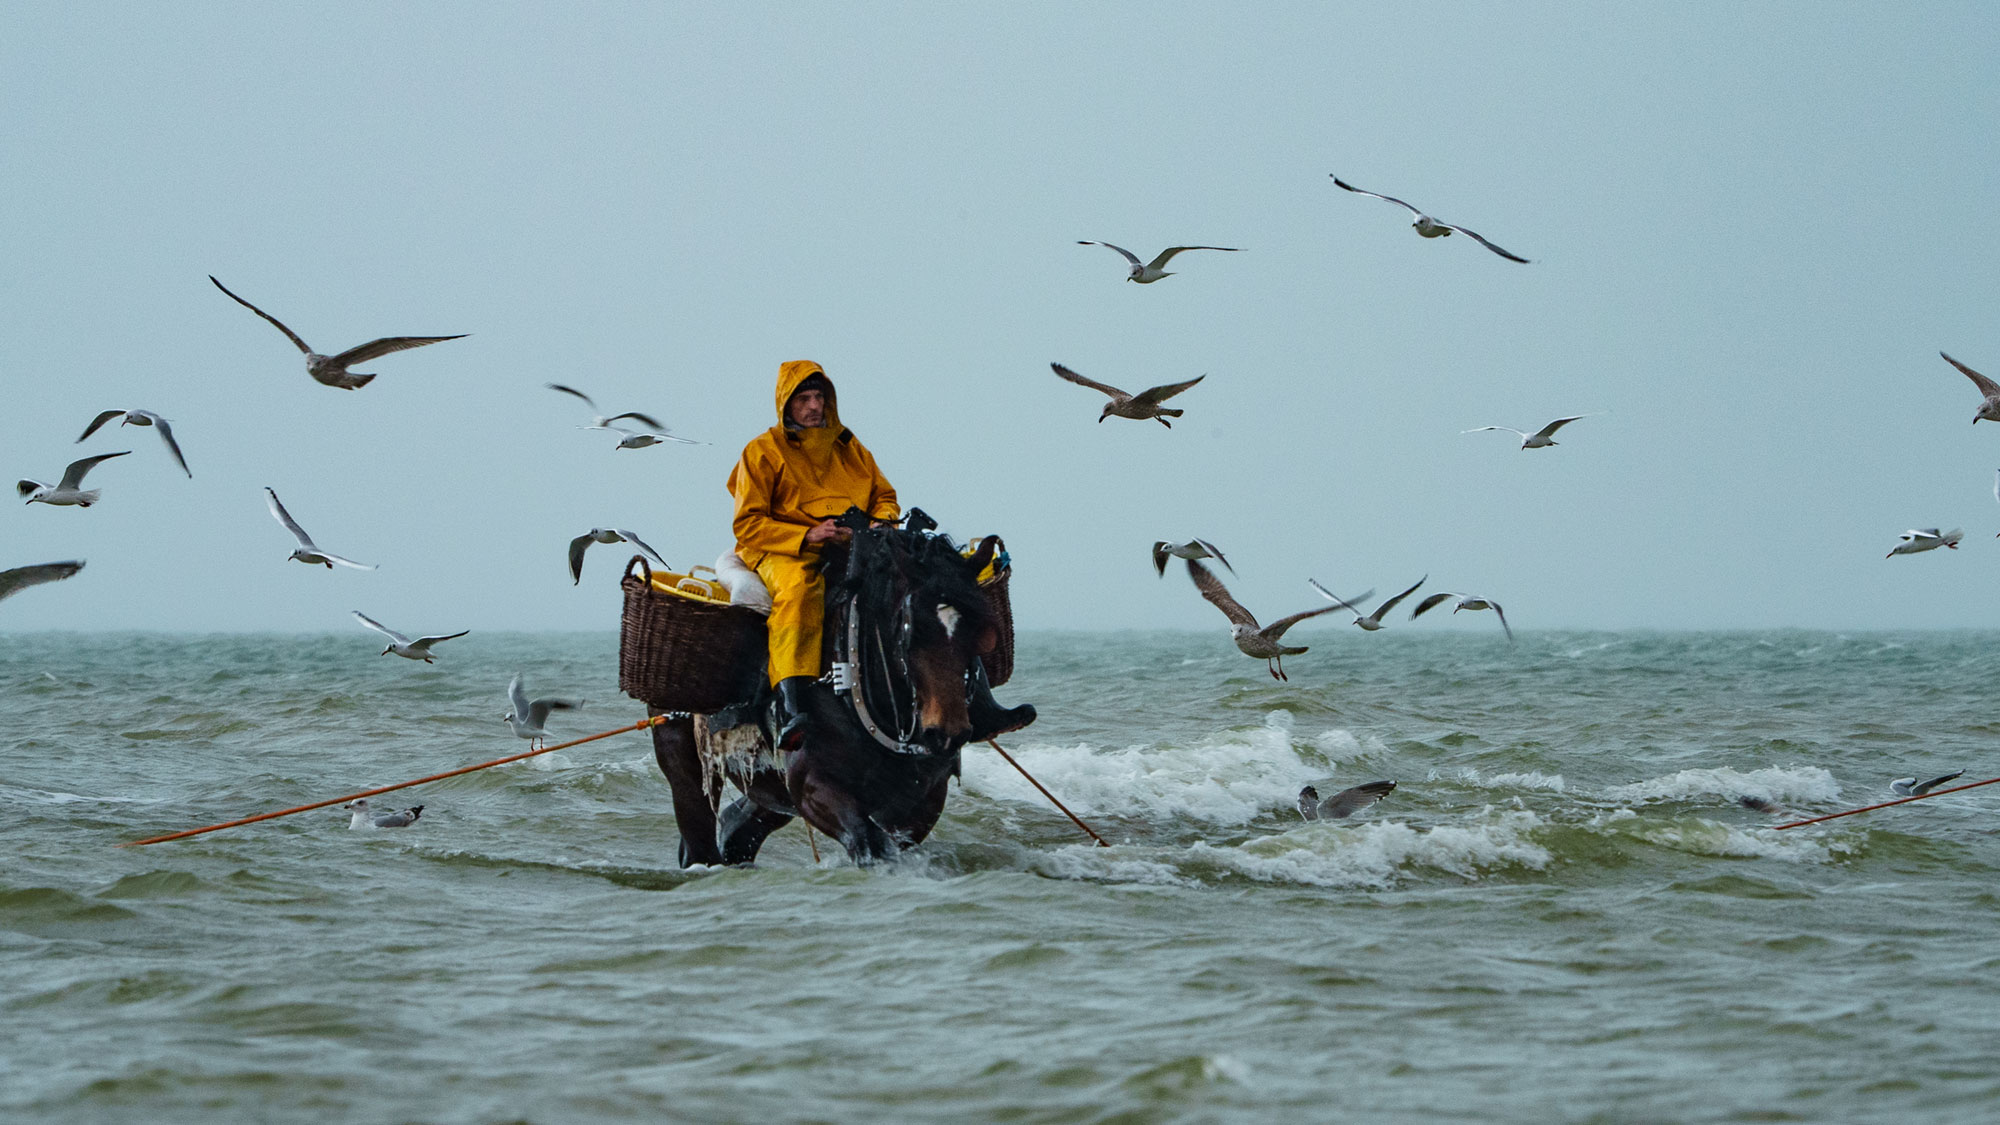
top-left (648, 564), bottom-right (731, 606)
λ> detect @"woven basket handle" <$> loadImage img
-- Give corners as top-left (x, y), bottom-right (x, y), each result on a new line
top-left (625, 555), bottom-right (655, 583)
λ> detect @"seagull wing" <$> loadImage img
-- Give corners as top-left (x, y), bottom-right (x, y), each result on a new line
top-left (352, 611), bottom-right (410, 645)
top-left (1261, 601), bottom-right (1343, 641)
top-left (1442, 223), bottom-right (1530, 263)
top-left (1152, 541), bottom-right (1173, 577)
top-left (317, 552), bottom-right (378, 571)
top-left (1187, 558), bottom-right (1259, 629)
top-left (1297, 785), bottom-right (1322, 821)
top-left (1489, 601), bottom-right (1514, 642)
top-left (1372, 575), bottom-right (1429, 620)
top-left (605, 411), bottom-right (667, 431)
top-left (1912, 770), bottom-right (1965, 795)
top-left (614, 530), bottom-right (668, 567)
top-left (1146, 246), bottom-right (1242, 269)
top-left (410, 630), bottom-right (469, 649)
top-left (327, 335), bottom-right (468, 367)
top-left (1315, 779), bottom-right (1397, 819)
top-left (1078, 241), bottom-right (1143, 268)
top-left (0, 560), bottom-right (84, 604)
top-left (16, 480), bottom-right (47, 498)
top-left (1411, 592), bottom-right (1456, 619)
top-left (1307, 579), bottom-right (1374, 616)
top-left (527, 697), bottom-right (580, 727)
top-left (373, 806), bottom-right (423, 827)
top-left (264, 487), bottom-right (315, 548)
top-left (567, 533), bottom-right (595, 584)
top-left (211, 275), bottom-right (312, 354)
top-left (1534, 415), bottom-right (1591, 440)
top-left (508, 674), bottom-right (530, 718)
top-left (58, 451), bottom-right (130, 490)
top-left (546, 383), bottom-right (599, 414)
top-left (1942, 352), bottom-right (2000, 398)
top-left (1330, 177), bottom-right (1424, 217)
top-left (1130, 374), bottom-right (1206, 407)
top-left (1190, 537), bottom-right (1234, 575)
top-left (76, 410), bottom-right (124, 443)
top-left (136, 412), bottom-right (191, 477)
top-left (1051, 363), bottom-right (1130, 401)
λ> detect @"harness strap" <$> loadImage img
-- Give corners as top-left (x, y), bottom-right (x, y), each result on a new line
top-left (839, 593), bottom-right (915, 754)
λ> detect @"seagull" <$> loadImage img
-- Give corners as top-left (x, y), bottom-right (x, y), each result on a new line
top-left (1152, 538), bottom-right (1234, 577)
top-left (1314, 576), bottom-right (1426, 632)
top-left (1330, 176), bottom-right (1530, 263)
top-left (343, 798), bottom-right (424, 829)
top-left (18, 451), bottom-right (130, 507)
top-left (264, 487), bottom-right (377, 570)
top-left (1076, 241), bottom-right (1241, 283)
top-left (569, 528), bottom-right (667, 584)
top-left (352, 611), bottom-right (468, 663)
top-left (1051, 363), bottom-right (1204, 426)
top-left (1886, 528), bottom-right (1962, 558)
top-left (1891, 770), bottom-right (1964, 796)
top-left (1738, 795), bottom-right (1786, 816)
top-left (210, 275), bottom-right (466, 390)
top-left (1188, 559), bottom-right (1353, 681)
top-left (0, 560), bottom-right (84, 605)
top-left (1411, 592), bottom-right (1513, 641)
top-left (76, 410), bottom-right (190, 478)
top-left (1463, 415), bottom-right (1594, 449)
top-left (607, 425), bottom-right (702, 450)
top-left (545, 384), bottom-right (672, 432)
top-left (1941, 352), bottom-right (2000, 424)
top-left (1298, 780), bottom-right (1397, 821)
top-left (504, 673), bottom-right (581, 749)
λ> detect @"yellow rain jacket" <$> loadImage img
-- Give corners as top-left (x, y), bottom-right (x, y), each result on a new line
top-left (727, 360), bottom-right (899, 682)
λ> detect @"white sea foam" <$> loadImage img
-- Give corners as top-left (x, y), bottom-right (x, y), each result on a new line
top-left (1591, 809), bottom-right (1843, 864)
top-left (1604, 766), bottom-right (1841, 806)
top-left (1431, 767), bottom-right (1569, 794)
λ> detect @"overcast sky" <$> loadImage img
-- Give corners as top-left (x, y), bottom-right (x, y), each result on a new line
top-left (5, 3), bottom-right (1998, 634)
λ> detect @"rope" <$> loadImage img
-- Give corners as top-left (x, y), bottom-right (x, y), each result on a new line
top-left (1771, 773), bottom-right (2000, 830)
top-left (119, 715), bottom-right (667, 847)
top-left (987, 739), bottom-right (1109, 847)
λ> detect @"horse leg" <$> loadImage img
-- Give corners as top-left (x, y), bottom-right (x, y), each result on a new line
top-left (787, 756), bottom-right (899, 865)
top-left (648, 710), bottom-right (723, 868)
top-left (716, 794), bottom-right (795, 865)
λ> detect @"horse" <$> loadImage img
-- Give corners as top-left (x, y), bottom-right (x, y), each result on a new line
top-left (648, 513), bottom-right (1035, 866)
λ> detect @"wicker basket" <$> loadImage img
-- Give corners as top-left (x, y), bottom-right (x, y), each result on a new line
top-left (978, 562), bottom-right (1015, 688)
top-left (619, 557), bottom-right (768, 714)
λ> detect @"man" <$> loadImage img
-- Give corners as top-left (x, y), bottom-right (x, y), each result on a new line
top-left (728, 361), bottom-right (900, 749)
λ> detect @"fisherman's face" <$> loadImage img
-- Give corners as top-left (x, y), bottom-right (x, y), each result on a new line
top-left (788, 387), bottom-right (827, 428)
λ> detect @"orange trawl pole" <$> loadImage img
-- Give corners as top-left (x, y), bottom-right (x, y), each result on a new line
top-left (1771, 773), bottom-right (2000, 830)
top-left (987, 739), bottom-right (1110, 847)
top-left (119, 715), bottom-right (667, 847)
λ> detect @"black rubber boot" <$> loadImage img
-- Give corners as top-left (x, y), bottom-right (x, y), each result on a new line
top-left (774, 676), bottom-right (814, 751)
top-left (966, 661), bottom-right (1035, 742)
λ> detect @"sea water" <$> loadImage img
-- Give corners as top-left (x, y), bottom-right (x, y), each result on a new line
top-left (3, 629), bottom-right (1998, 1123)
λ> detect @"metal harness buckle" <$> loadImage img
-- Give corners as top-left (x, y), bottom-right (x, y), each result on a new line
top-left (827, 661), bottom-right (860, 694)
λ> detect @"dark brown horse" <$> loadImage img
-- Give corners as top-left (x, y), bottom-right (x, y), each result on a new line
top-left (649, 517), bottom-right (1034, 865)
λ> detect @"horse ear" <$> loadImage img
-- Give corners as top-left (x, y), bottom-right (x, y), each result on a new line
top-left (966, 535), bottom-right (998, 577)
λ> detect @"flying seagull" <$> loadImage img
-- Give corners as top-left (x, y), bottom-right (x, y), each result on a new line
top-left (1411, 591), bottom-right (1513, 641)
top-left (1941, 352), bottom-right (2000, 424)
top-left (1188, 558), bottom-right (1354, 681)
top-left (1891, 770), bottom-right (1964, 797)
top-left (1298, 780), bottom-right (1397, 821)
top-left (606, 425), bottom-right (702, 450)
top-left (343, 798), bottom-right (424, 829)
top-left (0, 560), bottom-right (84, 605)
top-left (352, 611), bottom-right (468, 663)
top-left (264, 487), bottom-right (377, 570)
top-left (1051, 363), bottom-right (1204, 426)
top-left (210, 275), bottom-right (466, 390)
top-left (1152, 538), bottom-right (1234, 577)
top-left (504, 673), bottom-right (581, 749)
top-left (1886, 528), bottom-right (1962, 558)
top-left (1076, 241), bottom-right (1241, 283)
top-left (1314, 576), bottom-right (1426, 632)
top-left (569, 528), bottom-right (667, 584)
top-left (545, 384), bottom-right (671, 433)
top-left (1463, 415), bottom-right (1594, 449)
top-left (1330, 176), bottom-right (1530, 263)
top-left (19, 451), bottom-right (130, 507)
top-left (76, 410), bottom-right (190, 477)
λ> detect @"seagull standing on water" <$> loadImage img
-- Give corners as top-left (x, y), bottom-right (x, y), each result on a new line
top-left (1051, 363), bottom-right (1205, 427)
top-left (19, 452), bottom-right (130, 507)
top-left (76, 410), bottom-right (190, 478)
top-left (352, 612), bottom-right (468, 663)
top-left (1188, 559), bottom-right (1354, 681)
top-left (265, 487), bottom-right (377, 570)
top-left (1940, 352), bottom-right (2000, 424)
top-left (1076, 241), bottom-right (1241, 283)
top-left (210, 275), bottom-right (466, 390)
top-left (1464, 415), bottom-right (1594, 449)
top-left (1298, 780), bottom-right (1397, 821)
top-left (1411, 591), bottom-right (1513, 641)
top-left (0, 560), bottom-right (84, 605)
top-left (1886, 528), bottom-right (1962, 558)
top-left (1330, 176), bottom-right (1530, 263)
top-left (343, 798), bottom-right (424, 829)
top-left (504, 673), bottom-right (581, 749)
top-left (1314, 576), bottom-right (1426, 632)
top-left (1891, 770), bottom-right (1964, 796)
top-left (569, 528), bottom-right (667, 584)
top-left (1152, 538), bottom-right (1234, 577)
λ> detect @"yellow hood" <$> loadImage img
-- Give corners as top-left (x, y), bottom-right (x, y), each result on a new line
top-left (775, 360), bottom-right (841, 431)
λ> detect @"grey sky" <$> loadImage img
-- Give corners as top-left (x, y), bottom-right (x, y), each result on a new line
top-left (4, 4), bottom-right (1997, 634)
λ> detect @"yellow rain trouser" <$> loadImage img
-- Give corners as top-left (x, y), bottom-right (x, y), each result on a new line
top-left (754, 552), bottom-right (825, 684)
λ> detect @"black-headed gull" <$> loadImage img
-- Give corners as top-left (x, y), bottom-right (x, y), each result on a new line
top-left (1051, 363), bottom-right (1204, 427)
top-left (1314, 576), bottom-right (1425, 632)
top-left (1886, 528), bottom-right (1961, 557)
top-left (607, 425), bottom-right (702, 450)
top-left (343, 797), bottom-right (423, 829)
top-left (1464, 415), bottom-right (1594, 449)
top-left (503, 673), bottom-right (580, 749)
top-left (77, 410), bottom-right (190, 478)
top-left (1298, 780), bottom-right (1396, 821)
top-left (1330, 176), bottom-right (1530, 263)
top-left (1076, 241), bottom-right (1241, 283)
top-left (353, 611), bottom-right (468, 662)
top-left (264, 487), bottom-right (376, 570)
top-left (1941, 352), bottom-right (2000, 424)
top-left (1189, 559), bottom-right (1353, 681)
top-left (1152, 538), bottom-right (1234, 577)
top-left (1891, 770), bottom-right (1964, 796)
top-left (0, 560), bottom-right (84, 605)
top-left (1411, 591), bottom-right (1513, 641)
top-left (546, 384), bottom-right (667, 432)
top-left (569, 528), bottom-right (667, 584)
top-left (210, 275), bottom-right (466, 390)
top-left (19, 451), bottom-right (130, 507)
